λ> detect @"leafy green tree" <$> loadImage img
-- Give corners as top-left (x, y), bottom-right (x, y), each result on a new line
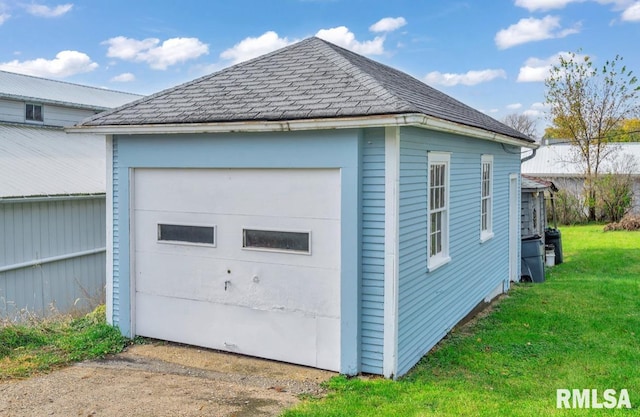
top-left (545, 52), bottom-right (640, 220)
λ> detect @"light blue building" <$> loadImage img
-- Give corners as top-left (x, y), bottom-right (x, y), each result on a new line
top-left (74, 37), bottom-right (537, 377)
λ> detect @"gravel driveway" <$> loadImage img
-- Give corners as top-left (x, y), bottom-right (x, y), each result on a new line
top-left (0, 343), bottom-right (335, 417)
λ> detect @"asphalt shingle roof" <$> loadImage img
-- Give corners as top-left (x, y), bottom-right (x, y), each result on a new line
top-left (80, 37), bottom-right (533, 142)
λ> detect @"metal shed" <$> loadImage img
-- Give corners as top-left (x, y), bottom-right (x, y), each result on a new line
top-left (521, 175), bottom-right (556, 239)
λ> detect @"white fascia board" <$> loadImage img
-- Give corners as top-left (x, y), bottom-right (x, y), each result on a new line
top-left (67, 113), bottom-right (538, 149)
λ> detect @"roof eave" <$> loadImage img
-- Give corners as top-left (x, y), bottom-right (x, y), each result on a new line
top-left (0, 193), bottom-right (105, 203)
top-left (0, 92), bottom-right (116, 112)
top-left (68, 113), bottom-right (537, 148)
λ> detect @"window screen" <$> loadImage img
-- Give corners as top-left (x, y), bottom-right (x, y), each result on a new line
top-left (158, 224), bottom-right (215, 245)
top-left (243, 229), bottom-right (310, 253)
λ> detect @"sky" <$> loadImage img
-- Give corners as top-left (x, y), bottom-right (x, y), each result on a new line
top-left (1, 0), bottom-right (639, 137)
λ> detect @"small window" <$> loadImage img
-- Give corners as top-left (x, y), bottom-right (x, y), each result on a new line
top-left (26, 103), bottom-right (43, 122)
top-left (158, 224), bottom-right (215, 245)
top-left (480, 155), bottom-right (494, 242)
top-left (243, 229), bottom-right (310, 253)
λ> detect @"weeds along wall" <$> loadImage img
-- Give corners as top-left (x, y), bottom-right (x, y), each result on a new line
top-left (0, 196), bottom-right (106, 320)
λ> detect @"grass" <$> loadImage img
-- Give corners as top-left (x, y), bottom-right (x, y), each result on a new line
top-left (0, 305), bottom-right (128, 379)
top-left (283, 225), bottom-right (640, 416)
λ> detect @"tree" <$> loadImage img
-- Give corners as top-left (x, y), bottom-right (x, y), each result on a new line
top-left (502, 113), bottom-right (538, 139)
top-left (545, 51), bottom-right (640, 220)
top-left (617, 118), bottom-right (640, 142)
top-left (595, 153), bottom-right (637, 222)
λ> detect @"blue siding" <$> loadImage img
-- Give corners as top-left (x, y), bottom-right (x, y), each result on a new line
top-left (360, 129), bottom-right (385, 374)
top-left (396, 127), bottom-right (521, 376)
top-left (110, 129), bottom-right (362, 374)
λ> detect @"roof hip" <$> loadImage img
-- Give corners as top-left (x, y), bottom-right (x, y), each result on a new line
top-left (76, 37), bottom-right (533, 144)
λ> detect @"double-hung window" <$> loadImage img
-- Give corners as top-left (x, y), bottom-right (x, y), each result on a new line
top-left (480, 155), bottom-right (494, 242)
top-left (428, 152), bottom-right (451, 270)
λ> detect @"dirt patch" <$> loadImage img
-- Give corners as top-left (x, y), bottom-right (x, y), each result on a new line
top-left (0, 342), bottom-right (335, 417)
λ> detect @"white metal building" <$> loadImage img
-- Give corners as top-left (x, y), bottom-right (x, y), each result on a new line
top-left (522, 142), bottom-right (640, 213)
top-left (0, 70), bottom-right (141, 319)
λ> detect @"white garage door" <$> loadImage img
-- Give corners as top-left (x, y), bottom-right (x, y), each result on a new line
top-left (132, 168), bottom-right (341, 371)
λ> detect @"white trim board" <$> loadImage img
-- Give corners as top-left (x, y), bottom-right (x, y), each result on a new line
top-left (383, 126), bottom-right (400, 379)
top-left (69, 113), bottom-right (537, 149)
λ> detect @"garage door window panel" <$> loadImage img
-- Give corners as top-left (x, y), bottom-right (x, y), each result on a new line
top-left (158, 224), bottom-right (216, 246)
top-left (243, 229), bottom-right (310, 254)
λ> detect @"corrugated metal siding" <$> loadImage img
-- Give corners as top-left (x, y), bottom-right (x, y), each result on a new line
top-left (522, 143), bottom-right (640, 176)
top-left (360, 129), bottom-right (385, 374)
top-left (0, 124), bottom-right (105, 198)
top-left (0, 98), bottom-right (24, 124)
top-left (43, 105), bottom-right (97, 127)
top-left (0, 99), bottom-right (96, 127)
top-left (396, 127), bottom-right (520, 376)
top-left (0, 197), bottom-right (106, 318)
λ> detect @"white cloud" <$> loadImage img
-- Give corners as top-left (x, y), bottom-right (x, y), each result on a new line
top-left (104, 37), bottom-right (158, 60)
top-left (219, 20), bottom-right (396, 66)
top-left (517, 56), bottom-right (556, 82)
top-left (495, 15), bottom-right (580, 49)
top-left (517, 52), bottom-right (584, 82)
top-left (111, 72), bottom-right (135, 82)
top-left (103, 36), bottom-right (209, 70)
top-left (316, 26), bottom-right (385, 55)
top-left (369, 17), bottom-right (407, 33)
top-left (516, 0), bottom-right (640, 22)
top-left (25, 3), bottom-right (73, 18)
top-left (515, 0), bottom-right (585, 11)
top-left (622, 1), bottom-right (640, 20)
top-left (220, 31), bottom-right (293, 64)
top-left (0, 50), bottom-right (97, 78)
top-left (507, 103), bottom-right (523, 110)
top-left (0, 12), bottom-right (9, 25)
top-left (424, 69), bottom-right (507, 87)
top-left (523, 102), bottom-right (549, 117)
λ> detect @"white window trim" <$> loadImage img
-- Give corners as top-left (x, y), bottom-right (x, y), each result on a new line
top-left (25, 103), bottom-right (44, 124)
top-left (156, 223), bottom-right (217, 248)
top-left (480, 154), bottom-right (494, 243)
top-left (241, 227), bottom-right (312, 255)
top-left (427, 152), bottom-right (451, 271)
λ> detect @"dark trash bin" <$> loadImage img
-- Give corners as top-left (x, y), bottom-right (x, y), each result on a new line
top-left (521, 236), bottom-right (545, 283)
top-left (545, 228), bottom-right (563, 264)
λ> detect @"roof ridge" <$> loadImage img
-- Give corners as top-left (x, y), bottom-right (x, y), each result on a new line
top-left (310, 37), bottom-right (415, 113)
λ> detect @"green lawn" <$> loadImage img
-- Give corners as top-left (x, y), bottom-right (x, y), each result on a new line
top-left (284, 225), bottom-right (640, 416)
